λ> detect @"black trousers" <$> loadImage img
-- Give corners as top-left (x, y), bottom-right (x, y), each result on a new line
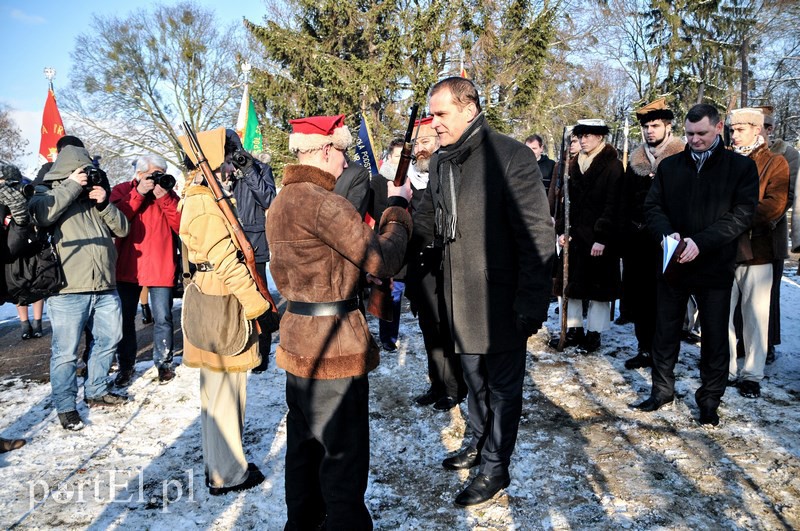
top-left (768, 258), bottom-right (783, 347)
top-left (460, 346), bottom-right (526, 477)
top-left (621, 237), bottom-right (660, 352)
top-left (284, 373), bottom-right (372, 531)
top-left (650, 279), bottom-right (731, 411)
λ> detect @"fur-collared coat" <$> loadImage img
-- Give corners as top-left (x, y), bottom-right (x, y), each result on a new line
top-left (555, 143), bottom-right (624, 301)
top-left (179, 181), bottom-right (267, 372)
top-left (267, 164), bottom-right (411, 380)
top-left (768, 139), bottom-right (799, 254)
top-left (622, 137), bottom-right (686, 241)
top-left (736, 143), bottom-right (790, 265)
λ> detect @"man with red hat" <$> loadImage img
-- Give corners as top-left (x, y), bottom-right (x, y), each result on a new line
top-left (267, 114), bottom-right (412, 529)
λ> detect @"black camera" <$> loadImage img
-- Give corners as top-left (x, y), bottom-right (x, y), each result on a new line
top-left (83, 165), bottom-right (107, 188)
top-left (148, 171), bottom-right (176, 191)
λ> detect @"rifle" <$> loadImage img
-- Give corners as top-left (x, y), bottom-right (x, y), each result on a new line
top-left (366, 103), bottom-right (419, 321)
top-left (180, 122), bottom-right (280, 326)
top-left (557, 143), bottom-right (572, 352)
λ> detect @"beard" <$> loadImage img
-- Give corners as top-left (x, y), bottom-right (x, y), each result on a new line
top-left (379, 161), bottom-right (397, 180)
top-left (646, 132), bottom-right (668, 148)
top-left (414, 150), bottom-right (432, 173)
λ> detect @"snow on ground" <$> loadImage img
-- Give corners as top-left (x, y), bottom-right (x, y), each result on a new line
top-left (1, 269), bottom-right (800, 529)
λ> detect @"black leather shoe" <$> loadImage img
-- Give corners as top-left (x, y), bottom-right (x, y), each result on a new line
top-left (381, 342), bottom-right (397, 352)
top-left (158, 365), bottom-right (176, 385)
top-left (630, 395), bottom-right (674, 412)
top-left (442, 447), bottom-right (480, 470)
top-left (414, 388), bottom-right (442, 406)
top-left (208, 464), bottom-right (265, 496)
top-left (454, 473), bottom-right (511, 507)
top-left (737, 380), bottom-right (761, 398)
top-left (433, 395), bottom-right (463, 411)
top-left (698, 408), bottom-right (720, 427)
top-left (624, 351), bottom-right (652, 369)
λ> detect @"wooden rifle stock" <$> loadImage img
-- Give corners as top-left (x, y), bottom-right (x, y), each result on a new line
top-left (367, 103), bottom-right (418, 321)
top-left (181, 122), bottom-right (280, 323)
top-left (557, 127), bottom-right (571, 351)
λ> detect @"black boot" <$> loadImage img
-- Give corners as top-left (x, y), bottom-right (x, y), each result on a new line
top-left (20, 321), bottom-right (32, 340)
top-left (548, 327), bottom-right (585, 349)
top-left (624, 350), bottom-right (652, 369)
top-left (577, 331), bottom-right (601, 354)
top-left (31, 319), bottom-right (43, 338)
top-left (140, 303), bottom-right (153, 325)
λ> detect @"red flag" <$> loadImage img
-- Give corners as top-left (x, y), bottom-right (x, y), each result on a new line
top-left (39, 88), bottom-right (65, 165)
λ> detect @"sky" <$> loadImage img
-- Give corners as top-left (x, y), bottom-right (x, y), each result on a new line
top-left (0, 0), bottom-right (270, 173)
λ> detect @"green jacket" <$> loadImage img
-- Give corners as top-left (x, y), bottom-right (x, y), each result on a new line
top-left (28, 147), bottom-right (129, 294)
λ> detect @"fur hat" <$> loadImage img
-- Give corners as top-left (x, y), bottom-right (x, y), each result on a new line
top-left (635, 98), bottom-right (674, 124)
top-left (178, 127), bottom-right (226, 171)
top-left (0, 160), bottom-right (23, 184)
top-left (288, 114), bottom-right (352, 154)
top-left (730, 108), bottom-right (764, 129)
top-left (757, 106), bottom-right (774, 127)
top-left (573, 119), bottom-right (610, 136)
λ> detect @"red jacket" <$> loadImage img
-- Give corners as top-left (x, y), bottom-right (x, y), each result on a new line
top-left (111, 180), bottom-right (181, 287)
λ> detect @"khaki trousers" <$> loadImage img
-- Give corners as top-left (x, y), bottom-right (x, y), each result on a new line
top-left (200, 368), bottom-right (249, 488)
top-left (728, 263), bottom-right (772, 382)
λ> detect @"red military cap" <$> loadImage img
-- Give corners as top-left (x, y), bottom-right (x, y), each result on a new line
top-left (288, 114), bottom-right (353, 154)
top-left (414, 115), bottom-right (434, 127)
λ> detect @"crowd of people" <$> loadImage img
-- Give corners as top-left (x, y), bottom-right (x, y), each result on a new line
top-left (1, 76), bottom-right (799, 528)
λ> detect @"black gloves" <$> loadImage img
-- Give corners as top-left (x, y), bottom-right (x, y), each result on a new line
top-left (257, 308), bottom-right (281, 335)
top-left (515, 313), bottom-right (542, 338)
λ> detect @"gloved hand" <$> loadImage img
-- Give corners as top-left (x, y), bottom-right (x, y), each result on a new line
top-left (515, 313), bottom-right (542, 338)
top-left (257, 308), bottom-right (281, 335)
top-left (0, 183), bottom-right (30, 225)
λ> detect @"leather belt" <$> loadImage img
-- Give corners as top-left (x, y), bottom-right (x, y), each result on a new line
top-left (287, 298), bottom-right (359, 317)
top-left (195, 262), bottom-right (214, 272)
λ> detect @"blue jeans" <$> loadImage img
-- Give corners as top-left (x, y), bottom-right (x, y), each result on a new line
top-left (379, 280), bottom-right (405, 346)
top-left (117, 282), bottom-right (174, 371)
top-left (48, 291), bottom-right (122, 413)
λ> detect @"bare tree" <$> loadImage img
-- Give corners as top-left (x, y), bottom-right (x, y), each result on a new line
top-left (0, 104), bottom-right (30, 164)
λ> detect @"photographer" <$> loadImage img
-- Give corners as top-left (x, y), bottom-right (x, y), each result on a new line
top-left (111, 155), bottom-right (181, 386)
top-left (28, 145), bottom-right (130, 431)
top-left (222, 129), bottom-right (277, 373)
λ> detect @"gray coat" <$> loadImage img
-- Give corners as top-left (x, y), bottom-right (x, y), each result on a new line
top-left (413, 115), bottom-right (554, 355)
top-left (28, 146), bottom-right (129, 293)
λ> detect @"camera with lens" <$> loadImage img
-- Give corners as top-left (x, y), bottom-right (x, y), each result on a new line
top-left (148, 171), bottom-right (176, 191)
top-left (83, 165), bottom-right (107, 188)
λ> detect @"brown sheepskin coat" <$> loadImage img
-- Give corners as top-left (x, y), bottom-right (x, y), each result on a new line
top-left (267, 164), bottom-right (412, 380)
top-left (736, 143), bottom-right (790, 265)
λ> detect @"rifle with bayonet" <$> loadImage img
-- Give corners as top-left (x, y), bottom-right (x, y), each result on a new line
top-left (366, 103), bottom-right (419, 321)
top-left (180, 121), bottom-right (280, 332)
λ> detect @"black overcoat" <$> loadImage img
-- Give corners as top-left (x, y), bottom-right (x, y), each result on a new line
top-left (413, 118), bottom-right (554, 355)
top-left (554, 143), bottom-right (623, 301)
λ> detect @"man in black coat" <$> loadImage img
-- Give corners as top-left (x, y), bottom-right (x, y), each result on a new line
top-left (223, 129), bottom-right (277, 373)
top-left (632, 103), bottom-right (758, 426)
top-left (334, 162), bottom-right (370, 219)
top-left (413, 77), bottom-right (554, 506)
top-left (526, 134), bottom-right (556, 191)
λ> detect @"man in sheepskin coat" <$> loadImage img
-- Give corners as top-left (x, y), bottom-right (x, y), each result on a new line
top-left (620, 99), bottom-right (685, 370)
top-left (267, 114), bottom-right (412, 530)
